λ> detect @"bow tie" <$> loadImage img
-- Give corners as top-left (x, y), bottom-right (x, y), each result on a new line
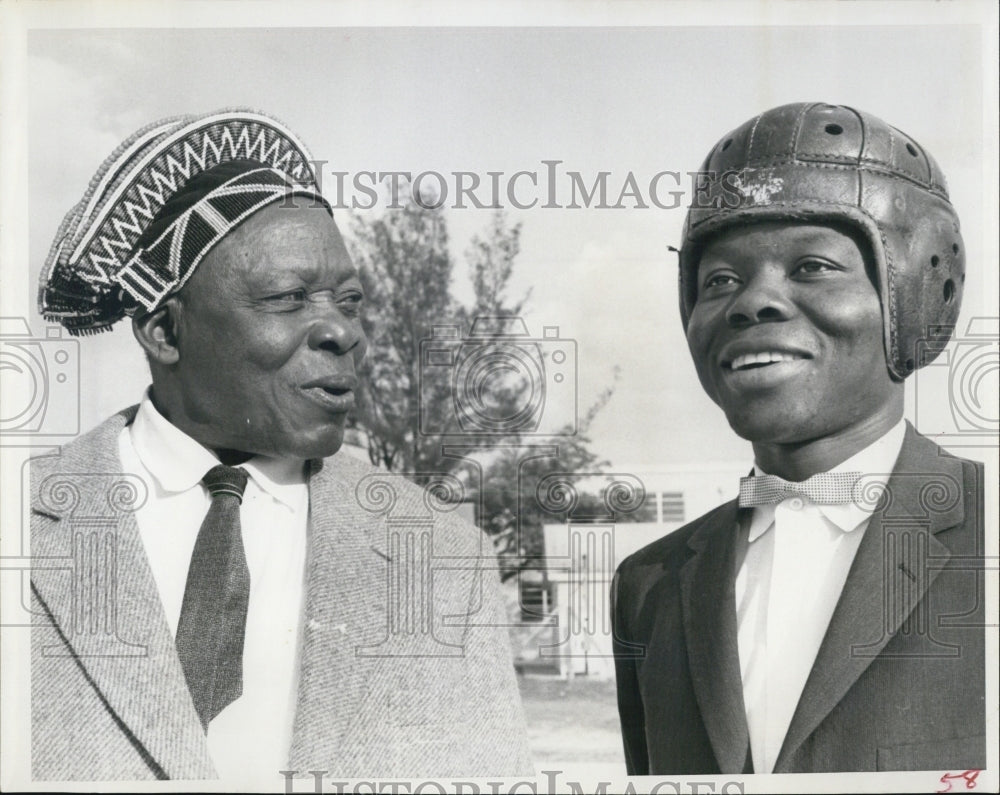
top-left (738, 471), bottom-right (863, 507)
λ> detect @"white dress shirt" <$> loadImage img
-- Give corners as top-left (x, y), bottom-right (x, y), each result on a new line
top-left (118, 390), bottom-right (308, 785)
top-left (735, 420), bottom-right (905, 774)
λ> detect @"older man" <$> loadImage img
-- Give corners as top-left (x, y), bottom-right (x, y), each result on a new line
top-left (31, 110), bottom-right (531, 783)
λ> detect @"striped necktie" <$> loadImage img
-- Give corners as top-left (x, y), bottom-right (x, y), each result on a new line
top-left (175, 464), bottom-right (250, 731)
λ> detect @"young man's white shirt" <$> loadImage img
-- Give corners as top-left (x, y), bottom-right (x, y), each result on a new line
top-left (735, 419), bottom-right (906, 774)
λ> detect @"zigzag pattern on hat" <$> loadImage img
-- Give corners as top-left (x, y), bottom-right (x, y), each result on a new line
top-left (39, 109), bottom-right (326, 335)
top-left (116, 166), bottom-right (324, 311)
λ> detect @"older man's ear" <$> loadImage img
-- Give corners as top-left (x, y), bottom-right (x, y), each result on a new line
top-left (132, 297), bottom-right (183, 366)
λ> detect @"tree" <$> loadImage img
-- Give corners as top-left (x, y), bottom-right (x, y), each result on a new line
top-left (347, 195), bottom-right (619, 580)
top-left (463, 209), bottom-right (529, 320)
top-left (347, 199), bottom-right (455, 472)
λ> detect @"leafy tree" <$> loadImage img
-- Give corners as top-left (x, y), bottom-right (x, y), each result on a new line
top-left (463, 209), bottom-right (530, 320)
top-left (346, 195), bottom-right (621, 579)
top-left (347, 199), bottom-right (454, 472)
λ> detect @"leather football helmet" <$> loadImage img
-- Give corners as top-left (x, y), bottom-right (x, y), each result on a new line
top-left (679, 102), bottom-right (965, 380)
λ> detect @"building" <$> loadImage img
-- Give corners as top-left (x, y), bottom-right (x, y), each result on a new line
top-left (514, 464), bottom-right (749, 678)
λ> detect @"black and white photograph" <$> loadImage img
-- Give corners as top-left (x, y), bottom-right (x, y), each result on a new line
top-left (0, 2), bottom-right (996, 793)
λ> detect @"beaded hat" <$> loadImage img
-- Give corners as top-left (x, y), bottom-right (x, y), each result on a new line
top-left (39, 109), bottom-right (330, 335)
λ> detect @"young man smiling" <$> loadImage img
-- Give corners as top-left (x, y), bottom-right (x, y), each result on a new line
top-left (612, 102), bottom-right (985, 775)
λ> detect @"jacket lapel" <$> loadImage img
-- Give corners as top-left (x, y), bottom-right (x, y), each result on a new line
top-left (30, 407), bottom-right (214, 779)
top-left (775, 424), bottom-right (964, 771)
top-left (287, 454), bottom-right (388, 773)
top-left (680, 501), bottom-right (751, 773)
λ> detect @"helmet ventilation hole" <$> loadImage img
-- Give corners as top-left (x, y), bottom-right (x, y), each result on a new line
top-left (943, 279), bottom-right (955, 303)
top-left (906, 143), bottom-right (919, 157)
top-left (930, 255), bottom-right (940, 267)
top-left (952, 242), bottom-right (960, 254)
top-left (722, 138), bottom-right (733, 151)
top-left (824, 123), bottom-right (843, 135)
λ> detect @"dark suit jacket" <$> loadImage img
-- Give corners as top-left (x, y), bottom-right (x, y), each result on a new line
top-left (31, 406), bottom-right (532, 780)
top-left (612, 423), bottom-right (985, 774)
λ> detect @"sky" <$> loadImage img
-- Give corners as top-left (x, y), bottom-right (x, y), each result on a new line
top-left (14, 14), bottom-right (996, 472)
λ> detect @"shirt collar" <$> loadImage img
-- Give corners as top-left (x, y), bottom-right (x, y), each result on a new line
top-left (129, 388), bottom-right (306, 508)
top-left (746, 418), bottom-right (906, 542)
top-left (241, 455), bottom-right (308, 509)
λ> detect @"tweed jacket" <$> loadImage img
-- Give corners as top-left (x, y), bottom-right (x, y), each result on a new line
top-left (31, 406), bottom-right (532, 781)
top-left (612, 423), bottom-right (986, 774)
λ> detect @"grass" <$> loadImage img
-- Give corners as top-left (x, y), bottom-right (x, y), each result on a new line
top-left (517, 675), bottom-right (626, 768)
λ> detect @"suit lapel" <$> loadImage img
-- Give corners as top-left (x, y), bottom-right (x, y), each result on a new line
top-left (680, 501), bottom-right (751, 773)
top-left (775, 424), bottom-right (964, 771)
top-left (31, 408), bottom-right (214, 779)
top-left (287, 454), bottom-right (387, 772)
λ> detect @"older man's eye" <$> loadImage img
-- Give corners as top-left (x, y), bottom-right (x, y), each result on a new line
top-left (267, 289), bottom-right (308, 304)
top-left (338, 291), bottom-right (364, 315)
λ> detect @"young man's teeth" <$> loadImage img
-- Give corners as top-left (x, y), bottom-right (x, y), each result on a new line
top-left (731, 351), bottom-right (797, 370)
